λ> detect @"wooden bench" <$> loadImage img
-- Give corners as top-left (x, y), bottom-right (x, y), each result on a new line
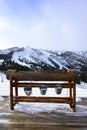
top-left (6, 69), bottom-right (78, 112)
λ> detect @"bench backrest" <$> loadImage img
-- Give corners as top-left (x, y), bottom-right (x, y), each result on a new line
top-left (6, 69), bottom-right (78, 82)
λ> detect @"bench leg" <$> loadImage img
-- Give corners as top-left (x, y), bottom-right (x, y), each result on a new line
top-left (10, 79), bottom-right (14, 110)
top-left (73, 83), bottom-right (76, 112)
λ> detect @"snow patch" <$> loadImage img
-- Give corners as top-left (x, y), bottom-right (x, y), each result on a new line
top-left (0, 119), bottom-right (10, 124)
top-left (15, 103), bottom-right (71, 114)
top-left (0, 96), bottom-right (4, 101)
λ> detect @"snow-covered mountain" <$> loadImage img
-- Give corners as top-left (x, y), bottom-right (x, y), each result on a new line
top-left (0, 47), bottom-right (87, 82)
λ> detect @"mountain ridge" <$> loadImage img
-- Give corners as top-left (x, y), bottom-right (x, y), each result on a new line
top-left (0, 46), bottom-right (87, 82)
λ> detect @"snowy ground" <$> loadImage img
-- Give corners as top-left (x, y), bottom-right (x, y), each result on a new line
top-left (0, 73), bottom-right (87, 115)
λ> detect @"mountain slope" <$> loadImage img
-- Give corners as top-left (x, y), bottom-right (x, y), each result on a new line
top-left (0, 47), bottom-right (87, 82)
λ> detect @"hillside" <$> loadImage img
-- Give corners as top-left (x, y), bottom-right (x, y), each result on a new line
top-left (0, 47), bottom-right (87, 82)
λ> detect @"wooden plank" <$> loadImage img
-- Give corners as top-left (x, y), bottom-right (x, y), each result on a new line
top-left (16, 82), bottom-right (75, 88)
top-left (6, 69), bottom-right (78, 81)
top-left (14, 96), bottom-right (72, 104)
top-left (6, 69), bottom-right (16, 80)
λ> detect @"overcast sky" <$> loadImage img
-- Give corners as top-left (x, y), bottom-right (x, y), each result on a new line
top-left (0, 0), bottom-right (87, 51)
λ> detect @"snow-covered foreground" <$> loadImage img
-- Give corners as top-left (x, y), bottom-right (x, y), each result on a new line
top-left (0, 73), bottom-right (87, 115)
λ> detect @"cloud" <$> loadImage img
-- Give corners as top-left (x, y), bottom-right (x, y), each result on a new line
top-left (0, 16), bottom-right (10, 31)
top-left (0, 0), bottom-right (87, 51)
top-left (19, 21), bottom-right (47, 49)
top-left (61, 22), bottom-right (78, 42)
top-left (0, 14), bottom-right (20, 49)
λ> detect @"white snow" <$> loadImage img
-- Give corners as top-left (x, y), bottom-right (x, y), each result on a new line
top-left (0, 49), bottom-right (10, 54)
top-left (0, 119), bottom-right (10, 124)
top-left (0, 59), bottom-right (4, 65)
top-left (12, 47), bottom-right (67, 69)
top-left (0, 73), bottom-right (87, 115)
